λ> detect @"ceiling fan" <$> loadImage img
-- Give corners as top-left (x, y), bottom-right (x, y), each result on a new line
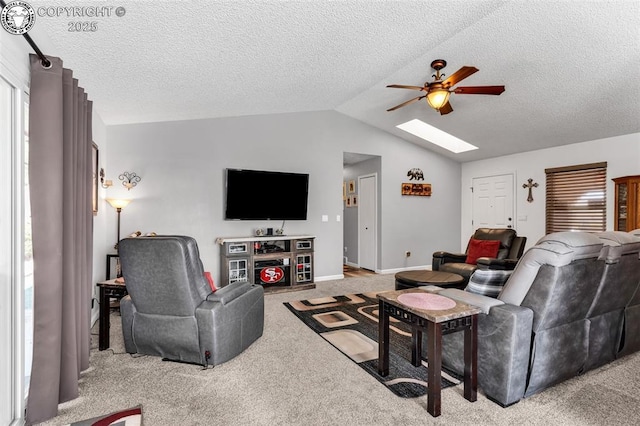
top-left (386, 59), bottom-right (505, 115)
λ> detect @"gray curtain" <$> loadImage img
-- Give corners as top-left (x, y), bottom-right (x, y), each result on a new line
top-left (25, 54), bottom-right (93, 425)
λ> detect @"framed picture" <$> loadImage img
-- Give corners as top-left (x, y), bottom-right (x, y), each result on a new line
top-left (401, 182), bottom-right (432, 196)
top-left (346, 196), bottom-right (352, 207)
top-left (352, 195), bottom-right (358, 207)
top-left (343, 181), bottom-right (347, 200)
top-left (92, 142), bottom-right (99, 214)
top-left (348, 180), bottom-right (356, 193)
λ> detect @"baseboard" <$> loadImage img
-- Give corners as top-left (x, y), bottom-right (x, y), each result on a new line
top-left (345, 261), bottom-right (359, 268)
top-left (91, 308), bottom-right (99, 328)
top-left (315, 274), bottom-right (345, 282)
top-left (378, 264), bottom-right (432, 275)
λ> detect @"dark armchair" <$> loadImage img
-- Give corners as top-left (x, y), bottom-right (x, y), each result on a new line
top-left (432, 228), bottom-right (526, 285)
top-left (118, 235), bottom-right (264, 367)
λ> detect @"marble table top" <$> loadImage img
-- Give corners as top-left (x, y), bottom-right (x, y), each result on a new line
top-left (377, 288), bottom-right (481, 323)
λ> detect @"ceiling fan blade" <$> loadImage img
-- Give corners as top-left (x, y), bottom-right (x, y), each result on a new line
top-left (386, 84), bottom-right (425, 91)
top-left (441, 66), bottom-right (478, 88)
top-left (439, 101), bottom-right (453, 115)
top-left (386, 95), bottom-right (426, 112)
top-left (454, 85), bottom-right (505, 95)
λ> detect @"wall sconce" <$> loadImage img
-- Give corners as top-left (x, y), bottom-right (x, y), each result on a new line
top-left (119, 171), bottom-right (142, 190)
top-left (100, 168), bottom-right (113, 188)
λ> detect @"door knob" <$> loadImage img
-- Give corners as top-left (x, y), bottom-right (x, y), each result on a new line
top-left (508, 217), bottom-right (512, 221)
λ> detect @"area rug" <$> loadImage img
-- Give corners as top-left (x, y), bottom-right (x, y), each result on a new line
top-left (67, 405), bottom-right (142, 425)
top-left (284, 292), bottom-right (461, 398)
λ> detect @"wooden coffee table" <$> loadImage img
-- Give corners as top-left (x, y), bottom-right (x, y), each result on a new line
top-left (395, 270), bottom-right (465, 290)
top-left (377, 288), bottom-right (480, 417)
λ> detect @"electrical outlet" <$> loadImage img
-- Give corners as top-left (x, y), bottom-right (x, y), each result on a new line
top-left (405, 251), bottom-right (411, 257)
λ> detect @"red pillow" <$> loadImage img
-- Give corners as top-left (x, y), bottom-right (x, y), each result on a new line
top-left (465, 239), bottom-right (501, 265)
top-left (204, 271), bottom-right (218, 292)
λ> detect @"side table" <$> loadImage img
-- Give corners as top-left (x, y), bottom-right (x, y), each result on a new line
top-left (97, 279), bottom-right (127, 350)
top-left (105, 253), bottom-right (120, 280)
top-left (377, 289), bottom-right (480, 417)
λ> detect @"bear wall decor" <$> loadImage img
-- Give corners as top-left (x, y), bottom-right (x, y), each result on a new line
top-left (407, 168), bottom-right (424, 181)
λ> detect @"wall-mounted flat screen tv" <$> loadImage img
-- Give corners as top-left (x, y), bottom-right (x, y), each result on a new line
top-left (225, 168), bottom-right (309, 220)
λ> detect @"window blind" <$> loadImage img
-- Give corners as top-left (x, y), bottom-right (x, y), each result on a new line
top-left (545, 162), bottom-right (607, 234)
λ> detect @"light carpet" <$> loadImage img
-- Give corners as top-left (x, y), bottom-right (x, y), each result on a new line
top-left (284, 292), bottom-right (461, 397)
top-left (38, 274), bottom-right (640, 425)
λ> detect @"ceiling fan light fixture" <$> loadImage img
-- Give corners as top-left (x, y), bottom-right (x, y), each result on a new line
top-left (426, 88), bottom-right (450, 111)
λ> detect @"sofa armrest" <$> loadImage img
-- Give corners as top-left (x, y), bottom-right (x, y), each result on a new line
top-left (197, 284), bottom-right (264, 365)
top-left (432, 251), bottom-right (467, 270)
top-left (206, 281), bottom-right (254, 305)
top-left (441, 303), bottom-right (534, 406)
top-left (476, 257), bottom-right (519, 270)
top-left (433, 251), bottom-right (467, 261)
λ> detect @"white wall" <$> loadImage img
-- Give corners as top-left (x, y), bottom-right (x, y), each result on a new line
top-left (91, 110), bottom-right (109, 324)
top-left (105, 110), bottom-right (462, 282)
top-left (461, 133), bottom-right (640, 250)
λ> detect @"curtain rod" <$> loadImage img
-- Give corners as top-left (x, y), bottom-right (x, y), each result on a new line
top-left (0, 0), bottom-right (51, 68)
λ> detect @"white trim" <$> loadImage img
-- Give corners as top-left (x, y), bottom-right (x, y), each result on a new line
top-left (0, 39), bottom-right (29, 425)
top-left (315, 274), bottom-right (345, 282)
top-left (377, 265), bottom-right (432, 275)
top-left (0, 37), bottom-right (30, 91)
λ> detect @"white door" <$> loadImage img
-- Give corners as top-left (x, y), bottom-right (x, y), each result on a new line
top-left (358, 174), bottom-right (377, 271)
top-left (472, 174), bottom-right (515, 230)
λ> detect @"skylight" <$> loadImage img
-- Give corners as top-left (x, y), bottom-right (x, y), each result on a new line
top-left (396, 119), bottom-right (478, 154)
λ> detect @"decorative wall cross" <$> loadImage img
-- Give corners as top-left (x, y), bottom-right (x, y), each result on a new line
top-left (522, 178), bottom-right (539, 203)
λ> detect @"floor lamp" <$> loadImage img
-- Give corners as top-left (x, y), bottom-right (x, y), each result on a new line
top-left (106, 198), bottom-right (131, 250)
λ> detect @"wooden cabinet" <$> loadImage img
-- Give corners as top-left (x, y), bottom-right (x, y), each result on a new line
top-left (613, 175), bottom-right (640, 231)
top-left (216, 235), bottom-right (315, 293)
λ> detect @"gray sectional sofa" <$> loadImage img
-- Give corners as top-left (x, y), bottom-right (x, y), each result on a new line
top-left (427, 230), bottom-right (640, 406)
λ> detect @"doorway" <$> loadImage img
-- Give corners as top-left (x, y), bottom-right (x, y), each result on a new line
top-left (472, 173), bottom-right (515, 230)
top-left (342, 153), bottom-right (380, 273)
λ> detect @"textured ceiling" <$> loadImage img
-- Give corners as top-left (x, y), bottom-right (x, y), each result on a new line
top-left (26, 0), bottom-right (640, 162)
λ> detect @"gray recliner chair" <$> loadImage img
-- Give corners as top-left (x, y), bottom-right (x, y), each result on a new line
top-left (432, 228), bottom-right (527, 285)
top-left (434, 232), bottom-right (606, 406)
top-left (118, 235), bottom-right (264, 366)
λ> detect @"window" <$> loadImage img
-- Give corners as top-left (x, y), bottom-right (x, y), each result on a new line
top-left (545, 162), bottom-right (607, 234)
top-left (0, 66), bottom-right (29, 426)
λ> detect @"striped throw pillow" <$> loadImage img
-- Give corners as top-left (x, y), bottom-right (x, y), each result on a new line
top-left (466, 269), bottom-right (513, 298)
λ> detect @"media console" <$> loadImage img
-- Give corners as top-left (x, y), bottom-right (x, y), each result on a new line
top-left (216, 235), bottom-right (315, 293)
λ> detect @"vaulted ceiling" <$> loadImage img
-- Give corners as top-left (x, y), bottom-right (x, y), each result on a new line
top-left (28, 0), bottom-right (640, 162)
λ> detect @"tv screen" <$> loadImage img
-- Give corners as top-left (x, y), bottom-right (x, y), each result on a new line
top-left (225, 168), bottom-right (309, 220)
